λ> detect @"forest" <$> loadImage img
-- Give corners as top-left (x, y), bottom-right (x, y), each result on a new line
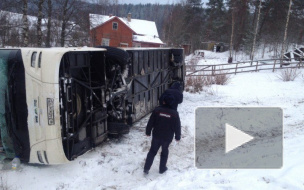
top-left (0, 0), bottom-right (303, 57)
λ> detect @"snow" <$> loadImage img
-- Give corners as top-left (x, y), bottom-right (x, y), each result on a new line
top-left (133, 34), bottom-right (163, 44)
top-left (1, 51), bottom-right (304, 189)
top-left (185, 49), bottom-right (279, 66)
top-left (0, 10), bottom-right (79, 47)
top-left (0, 10), bottom-right (41, 27)
top-left (186, 49), bottom-right (303, 77)
top-left (89, 14), bottom-right (113, 29)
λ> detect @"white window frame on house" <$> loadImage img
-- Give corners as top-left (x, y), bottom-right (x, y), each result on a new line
top-left (101, 38), bottom-right (110, 46)
top-left (112, 22), bottom-right (118, 30)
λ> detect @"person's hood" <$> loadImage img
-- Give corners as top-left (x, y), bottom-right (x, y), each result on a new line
top-left (163, 94), bottom-right (175, 107)
top-left (170, 82), bottom-right (182, 92)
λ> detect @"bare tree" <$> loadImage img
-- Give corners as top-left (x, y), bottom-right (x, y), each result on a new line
top-left (60, 0), bottom-right (69, 47)
top-left (36, 0), bottom-right (44, 47)
top-left (46, 0), bottom-right (52, 47)
top-left (56, 0), bottom-right (84, 47)
top-left (250, 0), bottom-right (262, 61)
top-left (22, 0), bottom-right (29, 47)
top-left (229, 7), bottom-right (235, 63)
top-left (281, 0), bottom-right (293, 61)
top-left (0, 12), bottom-right (9, 47)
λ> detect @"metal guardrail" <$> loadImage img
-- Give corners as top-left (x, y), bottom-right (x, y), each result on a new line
top-left (186, 58), bottom-right (304, 77)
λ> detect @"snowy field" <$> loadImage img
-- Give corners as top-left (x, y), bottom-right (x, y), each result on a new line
top-left (1, 52), bottom-right (304, 190)
top-left (186, 50), bottom-right (301, 77)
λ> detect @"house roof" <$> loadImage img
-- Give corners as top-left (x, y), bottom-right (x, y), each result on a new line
top-left (133, 35), bottom-right (163, 45)
top-left (89, 14), bottom-right (164, 45)
top-left (0, 10), bottom-right (41, 27)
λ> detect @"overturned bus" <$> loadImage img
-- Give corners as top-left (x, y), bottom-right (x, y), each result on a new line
top-left (0, 47), bottom-right (184, 164)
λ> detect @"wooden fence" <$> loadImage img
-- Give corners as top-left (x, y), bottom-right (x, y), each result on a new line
top-left (186, 58), bottom-right (304, 77)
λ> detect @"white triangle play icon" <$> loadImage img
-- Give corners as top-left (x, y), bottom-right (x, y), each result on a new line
top-left (225, 123), bottom-right (254, 153)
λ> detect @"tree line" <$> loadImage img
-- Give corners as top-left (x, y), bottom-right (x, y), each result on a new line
top-left (0, 0), bottom-right (303, 57)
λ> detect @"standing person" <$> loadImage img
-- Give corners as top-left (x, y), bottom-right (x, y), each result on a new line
top-left (159, 81), bottom-right (183, 110)
top-left (143, 95), bottom-right (181, 174)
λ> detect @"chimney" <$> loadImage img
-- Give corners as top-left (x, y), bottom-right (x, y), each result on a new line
top-left (109, 14), bottom-right (113, 18)
top-left (127, 13), bottom-right (131, 22)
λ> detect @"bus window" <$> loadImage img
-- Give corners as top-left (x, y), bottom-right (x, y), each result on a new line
top-left (38, 52), bottom-right (42, 68)
top-left (31, 52), bottom-right (37, 67)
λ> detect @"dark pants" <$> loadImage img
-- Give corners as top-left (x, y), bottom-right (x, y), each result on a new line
top-left (144, 137), bottom-right (171, 172)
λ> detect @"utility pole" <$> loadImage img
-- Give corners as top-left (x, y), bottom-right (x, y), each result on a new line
top-left (250, 0), bottom-right (262, 63)
top-left (281, 0), bottom-right (293, 64)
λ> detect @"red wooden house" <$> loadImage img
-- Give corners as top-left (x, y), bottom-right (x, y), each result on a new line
top-left (90, 13), bottom-right (164, 47)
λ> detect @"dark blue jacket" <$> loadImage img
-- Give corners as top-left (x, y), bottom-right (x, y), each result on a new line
top-left (159, 82), bottom-right (183, 110)
top-left (146, 105), bottom-right (181, 142)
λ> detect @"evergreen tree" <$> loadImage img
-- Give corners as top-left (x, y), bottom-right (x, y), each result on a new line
top-left (163, 4), bottom-right (185, 47)
top-left (289, 0), bottom-right (304, 44)
top-left (183, 0), bottom-right (205, 51)
top-left (226, 0), bottom-right (251, 51)
top-left (205, 0), bottom-right (227, 42)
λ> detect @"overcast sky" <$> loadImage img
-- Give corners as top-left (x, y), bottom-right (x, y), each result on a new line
top-left (118, 0), bottom-right (180, 4)
top-left (117, 0), bottom-right (209, 5)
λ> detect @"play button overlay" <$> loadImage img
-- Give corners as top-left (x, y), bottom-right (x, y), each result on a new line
top-left (195, 107), bottom-right (283, 169)
top-left (225, 123), bottom-right (254, 153)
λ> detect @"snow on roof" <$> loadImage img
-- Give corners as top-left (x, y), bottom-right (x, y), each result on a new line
top-left (121, 17), bottom-right (158, 37)
top-left (90, 14), bottom-right (113, 30)
top-left (90, 14), bottom-right (163, 44)
top-left (133, 35), bottom-right (163, 44)
top-left (0, 10), bottom-right (41, 27)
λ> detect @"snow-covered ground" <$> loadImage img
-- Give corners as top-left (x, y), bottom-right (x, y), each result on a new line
top-left (185, 49), bottom-right (277, 66)
top-left (1, 51), bottom-right (304, 190)
top-left (185, 50), bottom-right (301, 77)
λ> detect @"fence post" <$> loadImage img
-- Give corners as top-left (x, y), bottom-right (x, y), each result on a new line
top-left (272, 60), bottom-right (276, 72)
top-left (255, 61), bottom-right (259, 72)
top-left (212, 65), bottom-right (215, 76)
top-left (235, 63), bottom-right (238, 75)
